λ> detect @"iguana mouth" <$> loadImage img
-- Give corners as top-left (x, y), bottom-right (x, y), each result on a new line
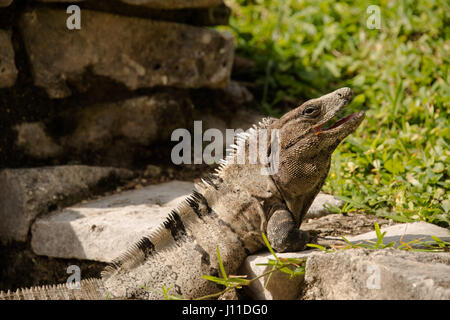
top-left (314, 112), bottom-right (362, 135)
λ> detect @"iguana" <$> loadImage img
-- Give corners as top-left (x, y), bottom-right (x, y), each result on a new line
top-left (0, 87), bottom-right (364, 300)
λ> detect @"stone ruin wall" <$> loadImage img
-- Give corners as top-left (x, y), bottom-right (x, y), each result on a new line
top-left (0, 0), bottom-right (257, 169)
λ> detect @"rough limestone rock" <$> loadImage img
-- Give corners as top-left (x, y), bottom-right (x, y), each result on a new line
top-left (0, 166), bottom-right (134, 244)
top-left (0, 30), bottom-right (18, 88)
top-left (14, 92), bottom-right (192, 166)
top-left (303, 193), bottom-right (344, 219)
top-left (38, 0), bottom-right (224, 9)
top-left (239, 250), bottom-right (314, 300)
top-left (222, 81), bottom-right (254, 106)
top-left (197, 107), bottom-right (263, 150)
top-left (301, 212), bottom-right (395, 238)
top-left (31, 181), bottom-right (194, 262)
top-left (20, 8), bottom-right (234, 98)
top-left (65, 93), bottom-right (191, 153)
top-left (345, 221), bottom-right (450, 247)
top-left (303, 249), bottom-right (450, 300)
top-left (243, 222), bottom-right (450, 300)
top-left (191, 80), bottom-right (261, 150)
top-left (14, 122), bottom-right (63, 159)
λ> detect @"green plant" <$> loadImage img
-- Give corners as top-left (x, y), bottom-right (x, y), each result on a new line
top-left (307, 222), bottom-right (450, 252)
top-left (197, 234), bottom-right (306, 300)
top-left (155, 233), bottom-right (306, 300)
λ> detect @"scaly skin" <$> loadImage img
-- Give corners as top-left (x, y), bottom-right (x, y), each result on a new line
top-left (0, 88), bottom-right (364, 300)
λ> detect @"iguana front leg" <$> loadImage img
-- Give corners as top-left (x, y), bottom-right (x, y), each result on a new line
top-left (266, 207), bottom-right (310, 252)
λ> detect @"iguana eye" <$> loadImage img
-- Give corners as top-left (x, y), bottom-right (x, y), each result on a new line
top-left (302, 106), bottom-right (320, 117)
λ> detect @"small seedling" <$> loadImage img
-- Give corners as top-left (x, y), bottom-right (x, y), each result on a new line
top-left (198, 234), bottom-right (306, 300)
top-left (307, 222), bottom-right (449, 252)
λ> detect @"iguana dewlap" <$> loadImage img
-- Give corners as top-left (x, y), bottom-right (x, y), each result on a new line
top-left (0, 87), bottom-right (364, 300)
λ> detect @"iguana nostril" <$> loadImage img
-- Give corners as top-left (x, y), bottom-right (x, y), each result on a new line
top-left (336, 88), bottom-right (354, 100)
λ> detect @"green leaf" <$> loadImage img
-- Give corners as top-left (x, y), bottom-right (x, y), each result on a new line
top-left (378, 213), bottom-right (414, 223)
top-left (383, 241), bottom-right (397, 248)
top-left (161, 285), bottom-right (172, 300)
top-left (384, 158), bottom-right (405, 174)
top-left (262, 233), bottom-right (281, 264)
top-left (334, 195), bottom-right (370, 210)
top-left (292, 267), bottom-right (306, 277)
top-left (216, 246), bottom-right (228, 281)
top-left (229, 277), bottom-right (251, 285)
top-left (323, 203), bottom-right (342, 214)
top-left (431, 235), bottom-right (446, 248)
top-left (280, 257), bottom-right (305, 264)
top-left (263, 265), bottom-right (276, 290)
top-left (279, 267), bottom-right (294, 276)
top-left (432, 163), bottom-right (445, 173)
top-left (374, 222), bottom-right (385, 249)
top-left (201, 275), bottom-right (230, 286)
top-left (306, 243), bottom-right (327, 251)
top-left (340, 236), bottom-right (355, 246)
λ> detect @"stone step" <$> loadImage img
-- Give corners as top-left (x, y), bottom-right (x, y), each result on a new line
top-left (0, 165), bottom-right (134, 244)
top-left (31, 181), bottom-right (194, 262)
top-left (303, 248), bottom-right (450, 300)
top-left (241, 221), bottom-right (450, 300)
top-left (344, 221), bottom-right (450, 247)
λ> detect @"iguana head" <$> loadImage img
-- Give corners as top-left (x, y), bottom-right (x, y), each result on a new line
top-left (271, 87), bottom-right (365, 197)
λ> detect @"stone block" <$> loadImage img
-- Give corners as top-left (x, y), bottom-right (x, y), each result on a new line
top-left (20, 8), bottom-right (234, 98)
top-left (0, 166), bottom-right (134, 243)
top-left (31, 181), bottom-right (194, 262)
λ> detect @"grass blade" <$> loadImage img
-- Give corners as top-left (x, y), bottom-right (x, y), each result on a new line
top-left (216, 245), bottom-right (228, 281)
top-left (262, 233), bottom-right (281, 264)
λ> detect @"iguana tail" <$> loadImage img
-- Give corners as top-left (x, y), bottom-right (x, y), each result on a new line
top-left (99, 188), bottom-right (240, 299)
top-left (0, 278), bottom-right (106, 300)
